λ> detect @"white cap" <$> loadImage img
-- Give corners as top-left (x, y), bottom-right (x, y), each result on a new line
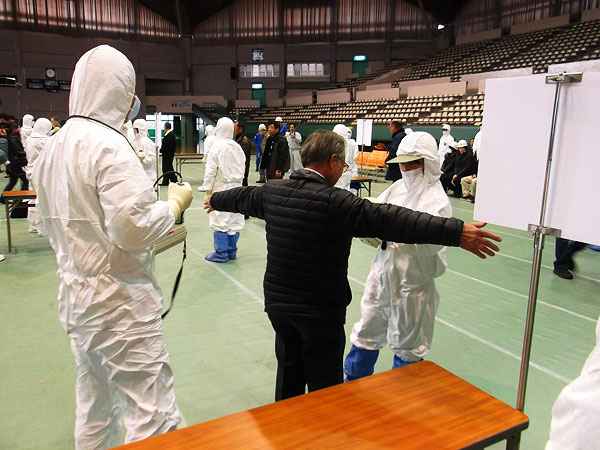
top-left (275, 116), bottom-right (283, 122)
top-left (258, 123), bottom-right (266, 130)
top-left (449, 141), bottom-right (458, 150)
top-left (457, 139), bottom-right (468, 147)
top-left (442, 124), bottom-right (450, 131)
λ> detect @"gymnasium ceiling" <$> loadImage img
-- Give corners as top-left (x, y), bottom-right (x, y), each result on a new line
top-left (137, 0), bottom-right (470, 35)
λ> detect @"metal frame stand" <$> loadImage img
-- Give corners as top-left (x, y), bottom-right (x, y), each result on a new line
top-left (516, 72), bottom-right (582, 412)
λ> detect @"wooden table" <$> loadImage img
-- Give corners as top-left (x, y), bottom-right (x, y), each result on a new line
top-left (175, 154), bottom-right (203, 177)
top-left (116, 361), bottom-right (528, 450)
top-left (351, 176), bottom-right (373, 197)
top-left (2, 190), bottom-right (36, 253)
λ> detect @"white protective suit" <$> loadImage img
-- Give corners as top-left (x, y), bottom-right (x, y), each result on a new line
top-left (285, 129), bottom-right (303, 171)
top-left (438, 124), bottom-right (454, 167)
top-left (203, 125), bottom-right (216, 156)
top-left (546, 316), bottom-right (600, 450)
top-left (132, 118), bottom-right (158, 186)
top-left (350, 132), bottom-right (452, 361)
top-left (199, 117), bottom-right (246, 233)
top-left (473, 130), bottom-right (481, 160)
top-left (24, 117), bottom-right (52, 232)
top-left (20, 114), bottom-right (34, 142)
top-left (33, 45), bottom-right (182, 449)
top-left (333, 124), bottom-right (359, 191)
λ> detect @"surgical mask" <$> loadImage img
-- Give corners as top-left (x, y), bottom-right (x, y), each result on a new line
top-left (442, 129), bottom-right (449, 135)
top-left (127, 96), bottom-right (141, 122)
top-left (402, 167), bottom-right (424, 188)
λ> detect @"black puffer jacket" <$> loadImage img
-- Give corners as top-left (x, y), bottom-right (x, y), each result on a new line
top-left (6, 132), bottom-right (27, 176)
top-left (211, 169), bottom-right (463, 323)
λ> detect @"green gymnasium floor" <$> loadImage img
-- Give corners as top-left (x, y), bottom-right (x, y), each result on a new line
top-left (1, 159), bottom-right (598, 449)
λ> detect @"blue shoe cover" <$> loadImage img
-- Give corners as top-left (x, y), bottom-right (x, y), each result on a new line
top-left (392, 355), bottom-right (423, 369)
top-left (205, 232), bottom-right (228, 263)
top-left (344, 345), bottom-right (379, 382)
top-left (227, 232), bottom-right (240, 260)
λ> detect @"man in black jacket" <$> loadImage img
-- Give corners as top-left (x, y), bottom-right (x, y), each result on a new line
top-left (160, 122), bottom-right (177, 185)
top-left (384, 119), bottom-right (406, 182)
top-left (259, 121), bottom-right (290, 180)
top-left (234, 120), bottom-right (252, 186)
top-left (204, 131), bottom-right (501, 401)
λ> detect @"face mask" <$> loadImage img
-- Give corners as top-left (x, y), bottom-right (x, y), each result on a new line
top-left (442, 130), bottom-right (449, 135)
top-left (127, 96), bottom-right (141, 122)
top-left (402, 167), bottom-right (424, 188)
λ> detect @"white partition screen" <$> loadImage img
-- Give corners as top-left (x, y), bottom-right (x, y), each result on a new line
top-left (474, 72), bottom-right (600, 246)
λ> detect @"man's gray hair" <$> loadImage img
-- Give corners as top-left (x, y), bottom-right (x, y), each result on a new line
top-left (300, 130), bottom-right (346, 167)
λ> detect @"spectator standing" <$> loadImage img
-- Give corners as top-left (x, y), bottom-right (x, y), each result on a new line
top-left (159, 122), bottom-right (177, 185)
top-left (234, 121), bottom-right (252, 186)
top-left (260, 121), bottom-right (290, 181)
top-left (384, 120), bottom-right (406, 182)
top-left (254, 123), bottom-right (266, 172)
top-left (285, 123), bottom-right (303, 171)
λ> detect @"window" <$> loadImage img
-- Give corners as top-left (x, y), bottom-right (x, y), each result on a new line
top-left (239, 64), bottom-right (279, 78)
top-left (286, 63), bottom-right (330, 78)
top-left (0, 76), bottom-right (17, 87)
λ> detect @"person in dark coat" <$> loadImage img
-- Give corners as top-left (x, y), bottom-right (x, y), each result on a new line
top-left (234, 120), bottom-right (252, 187)
top-left (440, 140), bottom-right (458, 192)
top-left (384, 120), bottom-right (406, 182)
top-left (204, 130), bottom-right (502, 401)
top-left (450, 139), bottom-right (475, 197)
top-left (259, 121), bottom-right (290, 180)
top-left (1, 121), bottom-right (29, 194)
top-left (159, 122), bottom-right (177, 185)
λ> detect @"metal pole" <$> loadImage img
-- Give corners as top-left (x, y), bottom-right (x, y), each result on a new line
top-left (516, 72), bottom-right (581, 411)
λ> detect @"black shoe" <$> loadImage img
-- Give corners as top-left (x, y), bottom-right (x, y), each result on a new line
top-left (553, 268), bottom-right (573, 280)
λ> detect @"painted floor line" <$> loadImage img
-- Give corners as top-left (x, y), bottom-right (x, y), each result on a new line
top-left (496, 252), bottom-right (600, 284)
top-left (347, 275), bottom-right (571, 384)
top-left (446, 269), bottom-right (598, 323)
top-left (188, 246), bottom-right (264, 305)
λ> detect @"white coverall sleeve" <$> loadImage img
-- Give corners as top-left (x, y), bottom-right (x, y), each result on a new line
top-left (140, 140), bottom-right (156, 173)
top-left (199, 150), bottom-right (218, 191)
top-left (97, 151), bottom-right (174, 252)
top-left (546, 317), bottom-right (600, 450)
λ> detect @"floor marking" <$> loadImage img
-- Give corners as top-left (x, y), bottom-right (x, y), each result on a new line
top-left (347, 274), bottom-right (572, 384)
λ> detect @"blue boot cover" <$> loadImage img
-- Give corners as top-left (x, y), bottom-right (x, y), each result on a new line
top-left (205, 232), bottom-right (229, 263)
top-left (227, 232), bottom-right (240, 260)
top-left (344, 345), bottom-right (379, 382)
top-left (392, 355), bottom-right (423, 369)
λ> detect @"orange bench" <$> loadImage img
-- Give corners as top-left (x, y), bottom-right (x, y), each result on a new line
top-left (2, 190), bottom-right (36, 252)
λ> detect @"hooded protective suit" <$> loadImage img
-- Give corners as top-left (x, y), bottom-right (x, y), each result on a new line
top-left (33, 45), bottom-right (182, 449)
top-left (20, 114), bottom-right (34, 143)
top-left (25, 118), bottom-right (52, 233)
top-left (24, 118), bottom-right (52, 182)
top-left (546, 316), bottom-right (600, 450)
top-left (346, 132), bottom-right (452, 379)
top-left (203, 125), bottom-right (216, 156)
top-left (132, 118), bottom-right (158, 186)
top-left (333, 124), bottom-right (359, 191)
top-left (199, 117), bottom-right (246, 233)
top-left (438, 124), bottom-right (454, 167)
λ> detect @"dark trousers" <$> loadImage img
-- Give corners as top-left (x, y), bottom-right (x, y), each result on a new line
top-left (3, 173), bottom-right (29, 192)
top-left (161, 151), bottom-right (177, 185)
top-left (440, 173), bottom-right (454, 192)
top-left (268, 312), bottom-right (346, 401)
top-left (243, 160), bottom-right (250, 187)
top-left (554, 238), bottom-right (586, 270)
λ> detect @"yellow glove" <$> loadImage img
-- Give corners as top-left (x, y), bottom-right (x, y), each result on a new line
top-left (166, 182), bottom-right (193, 219)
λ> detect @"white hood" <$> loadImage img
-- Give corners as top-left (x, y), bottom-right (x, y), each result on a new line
top-left (22, 114), bottom-right (34, 129)
top-left (215, 117), bottom-right (234, 140)
top-left (333, 124), bottom-right (349, 137)
top-left (30, 118), bottom-right (52, 138)
top-left (133, 118), bottom-right (148, 137)
top-left (69, 45), bottom-right (136, 130)
top-left (442, 124), bottom-right (451, 134)
top-left (397, 132), bottom-right (441, 184)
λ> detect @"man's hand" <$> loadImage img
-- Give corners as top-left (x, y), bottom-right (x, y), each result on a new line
top-left (452, 175), bottom-right (457, 181)
top-left (203, 194), bottom-right (214, 213)
top-left (275, 170), bottom-right (282, 178)
top-left (459, 222), bottom-right (502, 259)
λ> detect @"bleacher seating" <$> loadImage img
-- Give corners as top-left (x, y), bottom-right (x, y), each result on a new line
top-left (238, 19), bottom-right (600, 127)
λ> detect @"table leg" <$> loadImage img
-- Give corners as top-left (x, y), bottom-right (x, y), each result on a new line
top-left (367, 181), bottom-right (372, 197)
top-left (505, 433), bottom-right (521, 450)
top-left (5, 200), bottom-right (12, 253)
